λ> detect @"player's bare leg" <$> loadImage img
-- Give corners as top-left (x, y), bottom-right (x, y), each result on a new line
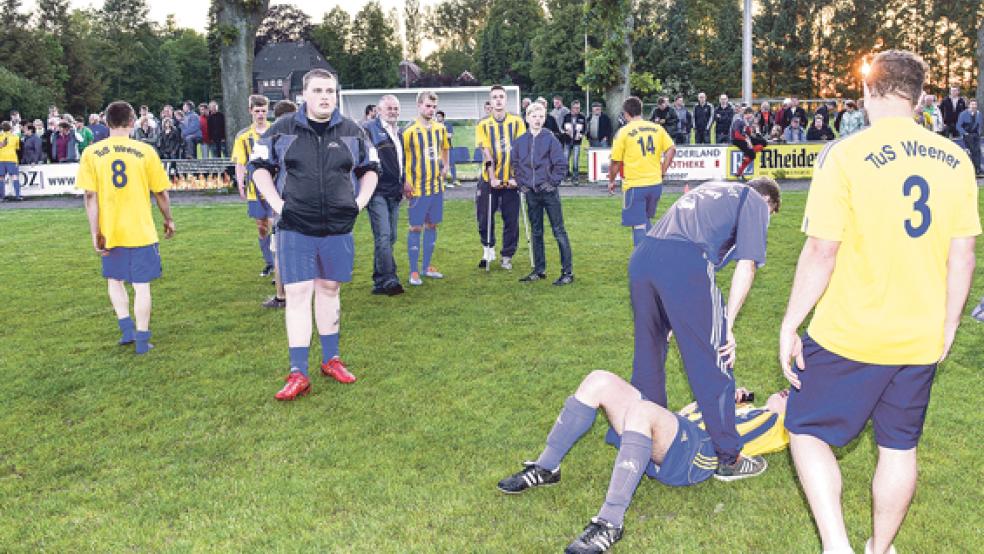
top-left (314, 278), bottom-right (353, 383)
top-left (107, 279), bottom-right (130, 319)
top-left (573, 369), bottom-right (642, 434)
top-left (868, 447), bottom-right (916, 554)
top-left (284, 280), bottom-right (314, 346)
top-left (790, 433), bottom-right (852, 552)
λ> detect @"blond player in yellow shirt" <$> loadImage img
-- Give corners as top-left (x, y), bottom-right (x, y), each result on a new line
top-left (607, 96), bottom-right (676, 245)
top-left (0, 121), bottom-right (21, 200)
top-left (79, 101), bottom-right (175, 355)
top-left (779, 51), bottom-right (980, 554)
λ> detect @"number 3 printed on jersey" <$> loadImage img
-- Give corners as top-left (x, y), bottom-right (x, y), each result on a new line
top-left (903, 175), bottom-right (930, 238)
top-left (111, 159), bottom-right (128, 188)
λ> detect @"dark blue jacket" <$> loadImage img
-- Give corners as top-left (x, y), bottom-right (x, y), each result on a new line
top-left (363, 118), bottom-right (403, 201)
top-left (510, 130), bottom-right (566, 193)
top-left (20, 134), bottom-right (43, 164)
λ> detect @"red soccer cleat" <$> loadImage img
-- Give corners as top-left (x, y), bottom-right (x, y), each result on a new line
top-left (274, 372), bottom-right (311, 401)
top-left (321, 357), bottom-right (357, 384)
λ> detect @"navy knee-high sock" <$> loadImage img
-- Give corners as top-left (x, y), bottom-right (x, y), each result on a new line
top-left (597, 431), bottom-right (652, 526)
top-left (632, 227), bottom-right (646, 246)
top-left (407, 230), bottom-right (421, 274)
top-left (259, 236), bottom-right (274, 266)
top-left (422, 227), bottom-right (436, 270)
top-left (534, 396), bottom-right (598, 471)
top-left (289, 346), bottom-right (309, 377)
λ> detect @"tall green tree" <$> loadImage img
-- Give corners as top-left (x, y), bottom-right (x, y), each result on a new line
top-left (162, 29), bottom-right (212, 103)
top-left (580, 0), bottom-right (634, 121)
top-left (254, 3), bottom-right (312, 52)
top-left (404, 0), bottom-right (423, 62)
top-left (476, 0), bottom-right (543, 87)
top-left (211, 0), bottom-right (270, 141)
top-left (531, 0), bottom-right (585, 95)
top-left (0, 0), bottom-right (67, 104)
top-left (62, 9), bottom-right (105, 114)
top-left (637, 0), bottom-right (693, 97)
top-left (698, 0), bottom-right (742, 97)
top-left (310, 7), bottom-right (351, 82)
top-left (349, 1), bottom-right (401, 88)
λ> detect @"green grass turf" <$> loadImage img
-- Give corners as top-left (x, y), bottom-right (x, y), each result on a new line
top-left (1, 192), bottom-right (982, 552)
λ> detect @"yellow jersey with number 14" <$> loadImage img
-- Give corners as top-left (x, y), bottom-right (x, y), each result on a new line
top-left (610, 119), bottom-right (674, 189)
top-left (76, 136), bottom-right (171, 249)
top-left (803, 117), bottom-right (981, 364)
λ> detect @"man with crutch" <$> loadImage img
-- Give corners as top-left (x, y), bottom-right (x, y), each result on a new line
top-left (511, 101), bottom-right (573, 285)
top-left (476, 85), bottom-right (526, 270)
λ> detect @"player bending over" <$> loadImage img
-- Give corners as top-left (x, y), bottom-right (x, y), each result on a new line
top-left (79, 101), bottom-right (175, 354)
top-left (497, 370), bottom-right (788, 553)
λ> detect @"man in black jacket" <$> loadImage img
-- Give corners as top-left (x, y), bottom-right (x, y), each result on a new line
top-left (562, 100), bottom-right (587, 184)
top-left (940, 86), bottom-right (967, 138)
top-left (693, 92), bottom-right (713, 144)
top-left (586, 102), bottom-right (612, 147)
top-left (713, 94), bottom-right (735, 144)
top-left (670, 96), bottom-right (693, 144)
top-left (250, 69), bottom-right (379, 401)
top-left (649, 96), bottom-right (678, 131)
top-left (363, 94), bottom-right (405, 296)
top-left (781, 97), bottom-right (807, 131)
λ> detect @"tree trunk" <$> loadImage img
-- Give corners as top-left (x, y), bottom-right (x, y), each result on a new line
top-left (214, 0), bottom-right (269, 142)
top-left (605, 10), bottom-right (633, 125)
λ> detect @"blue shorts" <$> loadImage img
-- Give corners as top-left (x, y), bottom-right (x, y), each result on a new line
top-left (621, 184), bottom-right (663, 227)
top-left (101, 244), bottom-right (162, 283)
top-left (608, 414), bottom-right (717, 487)
top-left (247, 199), bottom-right (273, 220)
top-left (785, 334), bottom-right (937, 450)
top-left (276, 229), bottom-right (354, 285)
top-left (0, 162), bottom-right (18, 177)
top-left (408, 193), bottom-right (443, 226)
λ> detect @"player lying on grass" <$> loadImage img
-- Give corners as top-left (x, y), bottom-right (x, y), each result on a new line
top-left (497, 369), bottom-right (789, 554)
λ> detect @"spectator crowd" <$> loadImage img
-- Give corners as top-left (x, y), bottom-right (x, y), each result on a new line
top-left (1, 99), bottom-right (231, 165)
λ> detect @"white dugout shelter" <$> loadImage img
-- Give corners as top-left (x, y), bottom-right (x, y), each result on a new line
top-left (339, 86), bottom-right (521, 123)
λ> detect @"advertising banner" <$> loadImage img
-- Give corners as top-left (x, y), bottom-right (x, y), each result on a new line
top-left (727, 143), bottom-right (825, 180)
top-left (13, 159), bottom-right (235, 197)
top-left (589, 145), bottom-right (729, 182)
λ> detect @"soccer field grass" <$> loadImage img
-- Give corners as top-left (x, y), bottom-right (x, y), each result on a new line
top-left (1, 193), bottom-right (982, 552)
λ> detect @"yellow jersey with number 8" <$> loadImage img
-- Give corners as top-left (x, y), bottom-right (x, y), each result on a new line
top-left (610, 119), bottom-right (674, 189)
top-left (803, 117), bottom-right (981, 364)
top-left (77, 136), bottom-right (171, 249)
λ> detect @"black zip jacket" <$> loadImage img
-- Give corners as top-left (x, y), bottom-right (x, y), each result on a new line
top-left (249, 106), bottom-right (379, 237)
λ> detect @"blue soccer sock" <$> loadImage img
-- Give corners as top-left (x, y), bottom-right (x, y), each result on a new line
top-left (535, 396), bottom-right (598, 471)
top-left (259, 235), bottom-right (274, 266)
top-left (407, 229), bottom-right (421, 274)
top-left (135, 330), bottom-right (153, 355)
top-left (117, 316), bottom-right (135, 345)
top-left (422, 227), bottom-right (437, 269)
top-left (0, 180), bottom-right (5, 198)
top-left (11, 178), bottom-right (19, 198)
top-left (320, 333), bottom-right (339, 364)
top-left (597, 430), bottom-right (652, 527)
top-left (631, 227), bottom-right (646, 246)
top-left (289, 346), bottom-right (310, 377)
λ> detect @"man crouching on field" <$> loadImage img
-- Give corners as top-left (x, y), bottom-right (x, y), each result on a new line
top-left (497, 370), bottom-right (789, 553)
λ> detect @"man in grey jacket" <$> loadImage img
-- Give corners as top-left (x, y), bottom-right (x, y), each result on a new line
top-left (511, 102), bottom-right (573, 285)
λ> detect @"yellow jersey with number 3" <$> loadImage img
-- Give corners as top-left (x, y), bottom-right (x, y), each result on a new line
top-left (403, 119), bottom-right (450, 196)
top-left (476, 113), bottom-right (525, 182)
top-left (610, 119), bottom-right (674, 189)
top-left (77, 136), bottom-right (171, 249)
top-left (803, 117), bottom-right (981, 364)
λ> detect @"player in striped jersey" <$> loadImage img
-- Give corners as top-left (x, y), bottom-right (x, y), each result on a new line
top-left (402, 90), bottom-right (450, 286)
top-left (231, 95), bottom-right (275, 282)
top-left (476, 85), bottom-right (526, 269)
top-left (497, 369), bottom-right (788, 553)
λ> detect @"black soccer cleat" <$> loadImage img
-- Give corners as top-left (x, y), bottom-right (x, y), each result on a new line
top-left (553, 274), bottom-right (575, 286)
top-left (496, 462), bottom-right (560, 494)
top-left (565, 517), bottom-right (624, 553)
top-left (713, 454), bottom-right (767, 482)
top-left (260, 264), bottom-right (274, 277)
top-left (519, 271), bottom-right (546, 282)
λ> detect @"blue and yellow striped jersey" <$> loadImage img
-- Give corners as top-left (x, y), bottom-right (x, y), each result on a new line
top-left (679, 402), bottom-right (789, 457)
top-left (402, 119), bottom-right (450, 197)
top-left (231, 124), bottom-right (268, 201)
top-left (476, 112), bottom-right (526, 182)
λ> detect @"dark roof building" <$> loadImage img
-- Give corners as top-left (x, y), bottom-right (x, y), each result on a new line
top-left (253, 41), bottom-right (335, 102)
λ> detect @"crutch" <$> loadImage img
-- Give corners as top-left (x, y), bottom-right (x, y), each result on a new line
top-left (485, 179), bottom-right (493, 272)
top-left (519, 190), bottom-right (534, 270)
